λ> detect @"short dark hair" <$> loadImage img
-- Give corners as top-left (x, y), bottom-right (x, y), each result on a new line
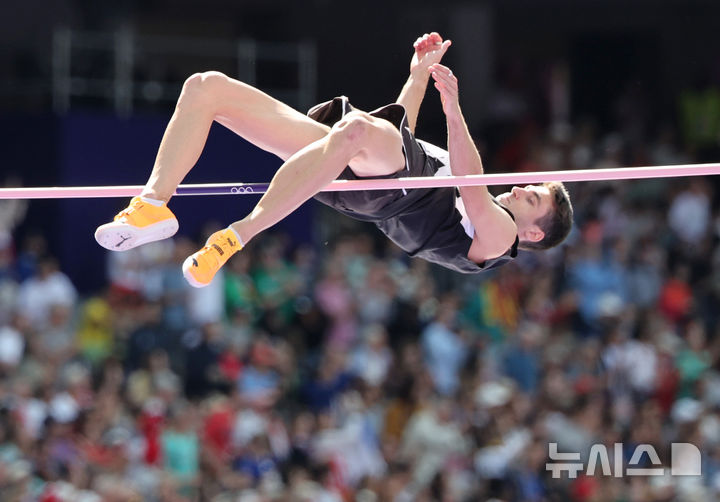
top-left (519, 181), bottom-right (573, 251)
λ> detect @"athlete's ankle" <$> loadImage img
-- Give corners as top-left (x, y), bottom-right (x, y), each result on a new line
top-left (228, 223), bottom-right (251, 247)
top-left (140, 188), bottom-right (171, 204)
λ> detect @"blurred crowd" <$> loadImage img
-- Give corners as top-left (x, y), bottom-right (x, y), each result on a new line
top-left (2, 81), bottom-right (720, 502)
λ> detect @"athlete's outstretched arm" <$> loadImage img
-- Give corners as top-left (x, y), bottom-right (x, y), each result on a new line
top-left (430, 63), bottom-right (516, 261)
top-left (396, 32), bottom-right (451, 134)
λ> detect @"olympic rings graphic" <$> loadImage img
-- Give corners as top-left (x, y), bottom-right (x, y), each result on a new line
top-left (230, 186), bottom-right (255, 194)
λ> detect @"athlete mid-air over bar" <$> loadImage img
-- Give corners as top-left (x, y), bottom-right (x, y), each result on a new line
top-left (95, 32), bottom-right (573, 287)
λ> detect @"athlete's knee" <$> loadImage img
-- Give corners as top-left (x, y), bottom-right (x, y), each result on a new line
top-left (328, 112), bottom-right (375, 152)
top-left (179, 71), bottom-right (230, 107)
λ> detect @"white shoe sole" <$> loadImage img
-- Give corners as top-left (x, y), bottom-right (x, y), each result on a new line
top-left (182, 254), bottom-right (208, 288)
top-left (94, 218), bottom-right (179, 251)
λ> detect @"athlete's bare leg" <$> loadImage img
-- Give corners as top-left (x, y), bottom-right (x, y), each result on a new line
top-left (138, 71), bottom-right (405, 247)
top-left (228, 110), bottom-right (406, 245)
top-left (142, 71), bottom-right (332, 201)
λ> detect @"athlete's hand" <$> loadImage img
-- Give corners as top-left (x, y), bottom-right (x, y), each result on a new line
top-left (410, 32), bottom-right (452, 79)
top-left (430, 63), bottom-right (461, 118)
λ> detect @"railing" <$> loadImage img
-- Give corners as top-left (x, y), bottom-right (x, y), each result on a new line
top-left (51, 28), bottom-right (317, 116)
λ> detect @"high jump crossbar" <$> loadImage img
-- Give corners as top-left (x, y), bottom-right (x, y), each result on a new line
top-left (1, 163), bottom-right (719, 199)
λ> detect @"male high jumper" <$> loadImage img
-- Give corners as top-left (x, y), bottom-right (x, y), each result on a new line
top-left (95, 33), bottom-right (573, 287)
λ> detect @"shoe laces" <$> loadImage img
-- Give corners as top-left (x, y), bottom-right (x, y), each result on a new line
top-left (114, 198), bottom-right (144, 222)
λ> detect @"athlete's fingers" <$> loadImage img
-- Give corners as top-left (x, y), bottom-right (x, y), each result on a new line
top-left (430, 65), bottom-right (457, 86)
top-left (431, 72), bottom-right (454, 91)
top-left (430, 64), bottom-right (457, 84)
top-left (438, 40), bottom-right (452, 55)
top-left (430, 63), bottom-right (452, 74)
top-left (431, 71), bottom-right (458, 99)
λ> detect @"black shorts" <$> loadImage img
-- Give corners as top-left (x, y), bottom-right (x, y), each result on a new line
top-left (308, 96), bottom-right (444, 222)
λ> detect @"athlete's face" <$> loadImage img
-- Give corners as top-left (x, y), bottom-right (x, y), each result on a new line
top-left (497, 184), bottom-right (553, 243)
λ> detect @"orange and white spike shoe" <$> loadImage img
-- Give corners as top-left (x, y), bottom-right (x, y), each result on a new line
top-left (182, 228), bottom-right (242, 288)
top-left (94, 196), bottom-right (178, 251)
